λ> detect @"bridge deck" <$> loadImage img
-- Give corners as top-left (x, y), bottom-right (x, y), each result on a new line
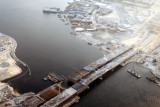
top-left (41, 47), bottom-right (138, 107)
top-left (81, 48), bottom-right (138, 86)
top-left (84, 46), bottom-right (133, 71)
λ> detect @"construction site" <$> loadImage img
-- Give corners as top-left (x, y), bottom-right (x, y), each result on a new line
top-left (39, 0), bottom-right (160, 106)
top-left (0, 33), bottom-right (22, 81)
top-left (0, 44), bottom-right (138, 106)
top-left (0, 0), bottom-right (160, 106)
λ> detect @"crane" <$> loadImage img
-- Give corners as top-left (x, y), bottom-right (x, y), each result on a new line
top-left (68, 64), bottom-right (84, 80)
top-left (58, 81), bottom-right (63, 98)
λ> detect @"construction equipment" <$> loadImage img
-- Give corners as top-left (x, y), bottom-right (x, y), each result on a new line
top-left (58, 82), bottom-right (63, 98)
top-left (68, 64), bottom-right (84, 81)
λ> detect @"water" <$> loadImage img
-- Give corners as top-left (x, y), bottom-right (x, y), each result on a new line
top-left (1, 0), bottom-right (160, 107)
top-left (0, 0), bottom-right (103, 92)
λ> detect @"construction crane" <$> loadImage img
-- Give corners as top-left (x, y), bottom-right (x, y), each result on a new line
top-left (68, 64), bottom-right (84, 80)
top-left (58, 81), bottom-right (62, 98)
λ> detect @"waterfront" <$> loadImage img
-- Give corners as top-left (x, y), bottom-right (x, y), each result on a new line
top-left (1, 0), bottom-right (160, 107)
top-left (76, 63), bottom-right (160, 107)
top-left (0, 0), bottom-right (103, 93)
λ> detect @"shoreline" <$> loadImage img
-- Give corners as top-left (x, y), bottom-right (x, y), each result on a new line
top-left (0, 33), bottom-right (30, 82)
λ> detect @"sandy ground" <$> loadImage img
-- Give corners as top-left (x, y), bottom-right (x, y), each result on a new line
top-left (0, 34), bottom-right (22, 81)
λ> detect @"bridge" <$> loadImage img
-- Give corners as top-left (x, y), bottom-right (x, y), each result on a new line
top-left (41, 46), bottom-right (138, 107)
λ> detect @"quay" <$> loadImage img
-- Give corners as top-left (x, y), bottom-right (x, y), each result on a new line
top-left (40, 46), bottom-right (139, 107)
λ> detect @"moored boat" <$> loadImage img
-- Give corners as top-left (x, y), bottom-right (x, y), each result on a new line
top-left (43, 7), bottom-right (60, 13)
top-left (127, 69), bottom-right (142, 78)
top-left (146, 76), bottom-right (160, 84)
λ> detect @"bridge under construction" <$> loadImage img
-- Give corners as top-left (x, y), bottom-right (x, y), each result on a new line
top-left (40, 45), bottom-right (138, 107)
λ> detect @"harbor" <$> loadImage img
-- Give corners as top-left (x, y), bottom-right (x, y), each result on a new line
top-left (0, 45), bottom-right (141, 106)
top-left (36, 46), bottom-right (139, 107)
top-left (1, 0), bottom-right (160, 106)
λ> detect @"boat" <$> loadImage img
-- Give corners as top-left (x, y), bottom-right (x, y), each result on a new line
top-left (127, 69), bottom-right (142, 78)
top-left (127, 63), bottom-right (142, 78)
top-left (58, 14), bottom-right (62, 18)
top-left (43, 7), bottom-right (60, 13)
top-left (43, 77), bottom-right (48, 81)
top-left (46, 72), bottom-right (64, 83)
top-left (65, 23), bottom-right (69, 25)
top-left (146, 76), bottom-right (160, 84)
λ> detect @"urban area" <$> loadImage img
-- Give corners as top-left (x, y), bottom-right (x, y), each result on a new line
top-left (0, 0), bottom-right (160, 106)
